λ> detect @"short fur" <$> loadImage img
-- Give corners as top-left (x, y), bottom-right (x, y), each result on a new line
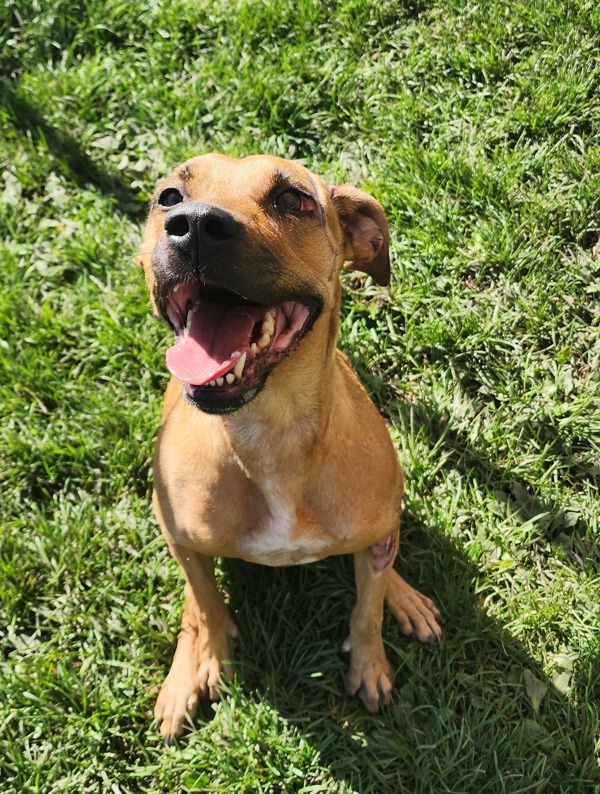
top-left (138, 154), bottom-right (442, 742)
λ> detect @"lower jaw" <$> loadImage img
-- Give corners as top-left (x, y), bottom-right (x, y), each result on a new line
top-left (182, 378), bottom-right (266, 415)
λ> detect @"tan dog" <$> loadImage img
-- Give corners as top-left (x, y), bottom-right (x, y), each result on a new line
top-left (138, 153), bottom-right (442, 743)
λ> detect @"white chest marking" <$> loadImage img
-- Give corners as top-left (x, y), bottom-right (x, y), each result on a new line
top-left (241, 487), bottom-right (328, 566)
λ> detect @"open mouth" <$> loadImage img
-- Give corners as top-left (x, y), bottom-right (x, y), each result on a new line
top-left (161, 279), bottom-right (317, 412)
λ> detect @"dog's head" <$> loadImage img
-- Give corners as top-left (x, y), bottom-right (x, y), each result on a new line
top-left (138, 153), bottom-right (389, 414)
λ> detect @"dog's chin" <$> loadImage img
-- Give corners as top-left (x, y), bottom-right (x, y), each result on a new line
top-left (182, 378), bottom-right (266, 414)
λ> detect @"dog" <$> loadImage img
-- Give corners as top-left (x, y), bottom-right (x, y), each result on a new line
top-left (138, 153), bottom-right (442, 743)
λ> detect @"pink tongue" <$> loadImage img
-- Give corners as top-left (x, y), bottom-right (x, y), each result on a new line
top-left (166, 304), bottom-right (264, 385)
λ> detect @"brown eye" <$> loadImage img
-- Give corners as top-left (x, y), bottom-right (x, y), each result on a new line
top-left (158, 188), bottom-right (183, 207)
top-left (275, 190), bottom-right (302, 212)
top-left (275, 190), bottom-right (316, 214)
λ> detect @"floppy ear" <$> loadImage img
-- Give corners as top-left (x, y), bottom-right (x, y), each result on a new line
top-left (329, 185), bottom-right (390, 286)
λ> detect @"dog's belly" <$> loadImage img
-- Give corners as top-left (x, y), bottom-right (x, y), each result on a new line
top-left (240, 523), bottom-right (331, 566)
top-left (170, 506), bottom-right (335, 566)
top-left (170, 504), bottom-right (335, 566)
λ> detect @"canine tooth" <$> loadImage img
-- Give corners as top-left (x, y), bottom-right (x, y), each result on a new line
top-left (233, 352), bottom-right (246, 379)
top-left (225, 373), bottom-right (235, 385)
top-left (258, 333), bottom-right (271, 349)
top-left (216, 377), bottom-right (224, 386)
top-left (183, 307), bottom-right (196, 338)
top-left (251, 343), bottom-right (259, 354)
top-left (261, 311), bottom-right (275, 336)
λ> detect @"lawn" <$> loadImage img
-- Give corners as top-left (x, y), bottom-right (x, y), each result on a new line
top-left (1, 0), bottom-right (599, 791)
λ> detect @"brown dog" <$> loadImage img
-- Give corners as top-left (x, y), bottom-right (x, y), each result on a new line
top-left (138, 153), bottom-right (442, 742)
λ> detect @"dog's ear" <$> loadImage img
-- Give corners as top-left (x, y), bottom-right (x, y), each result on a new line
top-left (329, 185), bottom-right (390, 286)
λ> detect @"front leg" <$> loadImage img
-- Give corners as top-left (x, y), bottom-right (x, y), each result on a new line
top-left (344, 531), bottom-right (442, 713)
top-left (154, 548), bottom-right (238, 743)
top-left (343, 547), bottom-right (394, 712)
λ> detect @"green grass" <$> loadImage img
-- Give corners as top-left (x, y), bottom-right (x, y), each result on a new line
top-left (1, 0), bottom-right (599, 791)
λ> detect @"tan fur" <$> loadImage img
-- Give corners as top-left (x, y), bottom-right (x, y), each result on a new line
top-left (139, 154), bottom-right (442, 741)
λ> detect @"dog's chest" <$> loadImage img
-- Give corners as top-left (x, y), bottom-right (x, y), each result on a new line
top-left (241, 483), bottom-right (330, 566)
top-left (226, 421), bottom-right (331, 565)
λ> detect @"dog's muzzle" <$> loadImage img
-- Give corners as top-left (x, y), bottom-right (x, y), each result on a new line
top-left (151, 203), bottom-right (322, 414)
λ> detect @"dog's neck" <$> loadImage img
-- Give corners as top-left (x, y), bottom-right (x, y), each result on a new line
top-left (222, 307), bottom-right (340, 487)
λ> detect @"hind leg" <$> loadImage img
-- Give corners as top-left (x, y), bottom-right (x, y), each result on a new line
top-left (386, 567), bottom-right (442, 645)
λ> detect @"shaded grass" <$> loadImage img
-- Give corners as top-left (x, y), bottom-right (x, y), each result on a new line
top-left (1, 0), bottom-right (599, 791)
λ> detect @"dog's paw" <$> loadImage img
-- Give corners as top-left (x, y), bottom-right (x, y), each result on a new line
top-left (154, 623), bottom-right (237, 743)
top-left (386, 569), bottom-right (442, 646)
top-left (342, 638), bottom-right (394, 713)
top-left (154, 669), bottom-right (200, 744)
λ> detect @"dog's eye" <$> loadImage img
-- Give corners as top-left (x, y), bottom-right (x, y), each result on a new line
top-left (275, 190), bottom-right (316, 214)
top-left (158, 188), bottom-right (184, 207)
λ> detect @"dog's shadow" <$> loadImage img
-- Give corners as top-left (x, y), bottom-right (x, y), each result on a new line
top-left (221, 539), bottom-right (597, 793)
top-left (214, 396), bottom-right (599, 793)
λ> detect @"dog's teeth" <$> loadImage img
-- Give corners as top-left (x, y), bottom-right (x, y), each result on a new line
top-left (225, 373), bottom-right (235, 385)
top-left (233, 352), bottom-right (246, 379)
top-left (208, 380), bottom-right (216, 387)
top-left (216, 377), bottom-right (224, 387)
top-left (183, 307), bottom-right (196, 338)
top-left (251, 343), bottom-right (259, 354)
top-left (261, 310), bottom-right (275, 336)
top-left (258, 333), bottom-right (271, 349)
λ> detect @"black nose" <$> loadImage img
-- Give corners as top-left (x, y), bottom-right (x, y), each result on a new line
top-left (165, 202), bottom-right (239, 256)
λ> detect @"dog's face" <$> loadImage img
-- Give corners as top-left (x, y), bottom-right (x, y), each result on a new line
top-left (139, 153), bottom-right (389, 414)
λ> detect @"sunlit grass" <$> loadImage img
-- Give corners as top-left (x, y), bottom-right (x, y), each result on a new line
top-left (1, 0), bottom-right (599, 791)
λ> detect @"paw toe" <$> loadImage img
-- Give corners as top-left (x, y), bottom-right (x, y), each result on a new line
top-left (377, 672), bottom-right (393, 707)
top-left (359, 684), bottom-right (380, 714)
top-left (412, 613), bottom-right (442, 645)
